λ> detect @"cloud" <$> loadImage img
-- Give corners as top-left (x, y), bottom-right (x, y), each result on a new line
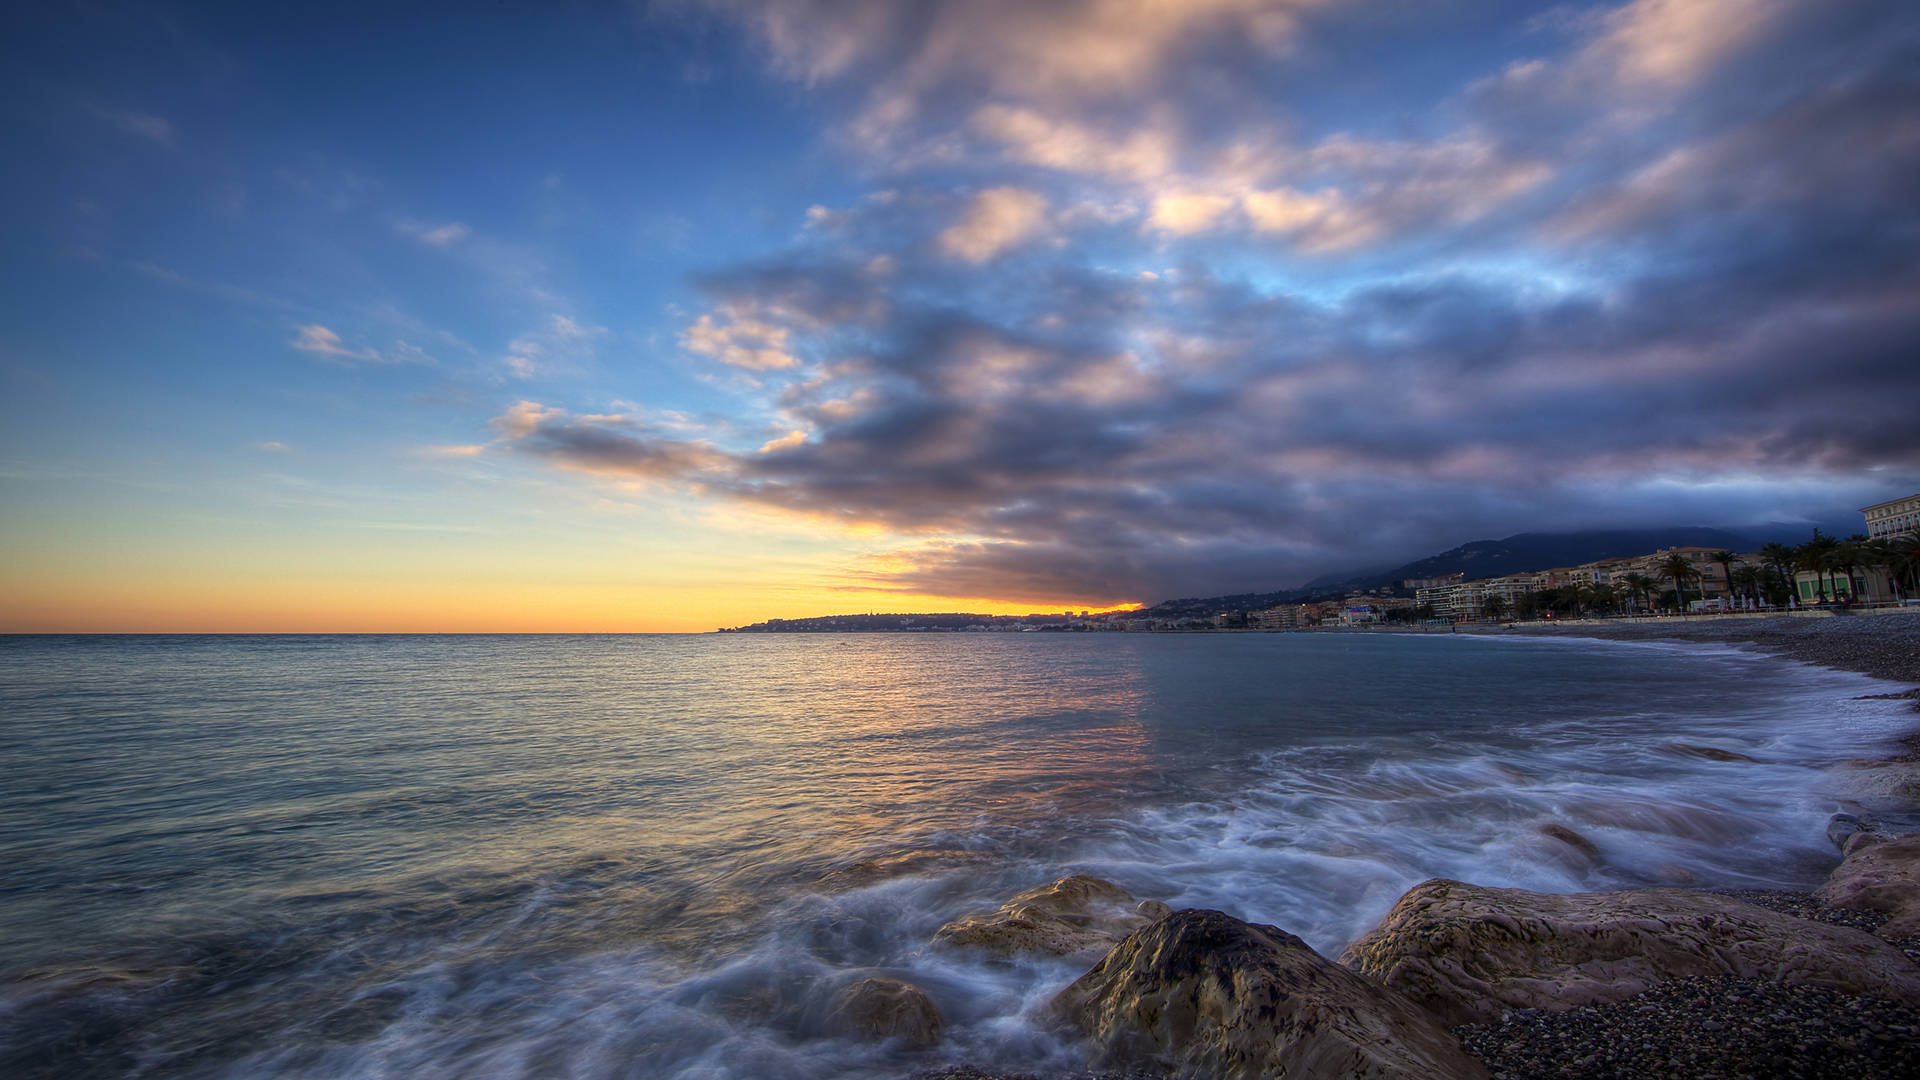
top-left (499, 0), bottom-right (1920, 606)
top-left (758, 430), bottom-right (808, 453)
top-left (401, 221), bottom-right (471, 247)
top-left (489, 401), bottom-right (730, 480)
top-left (500, 313), bottom-right (609, 379)
top-left (1146, 191), bottom-right (1233, 235)
top-left (971, 104), bottom-right (1179, 184)
top-left (1595, 0), bottom-right (1787, 89)
top-left (98, 109), bottom-right (176, 144)
top-left (938, 187), bottom-right (1050, 262)
top-left (681, 306), bottom-right (801, 370)
top-left (703, 0), bottom-right (1324, 129)
top-left (291, 324), bottom-right (382, 363)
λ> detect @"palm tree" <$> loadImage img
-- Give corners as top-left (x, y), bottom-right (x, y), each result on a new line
top-left (1797, 532), bottom-right (1840, 604)
top-left (1731, 566), bottom-right (1765, 610)
top-left (1891, 536), bottom-right (1920, 599)
top-left (1831, 536), bottom-right (1868, 603)
top-left (1660, 553), bottom-right (1697, 612)
top-left (1760, 541), bottom-right (1798, 606)
top-left (1482, 593), bottom-right (1508, 623)
top-left (1622, 572), bottom-right (1657, 613)
top-left (1709, 550), bottom-right (1738, 604)
top-left (1565, 583), bottom-right (1594, 617)
top-left (1591, 582), bottom-right (1617, 616)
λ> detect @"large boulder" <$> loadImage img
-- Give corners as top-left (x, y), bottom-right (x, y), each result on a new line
top-left (932, 875), bottom-right (1168, 959)
top-left (824, 977), bottom-right (944, 1048)
top-left (1339, 879), bottom-right (1920, 1025)
top-left (1817, 833), bottom-right (1920, 940)
top-left (1049, 908), bottom-right (1487, 1080)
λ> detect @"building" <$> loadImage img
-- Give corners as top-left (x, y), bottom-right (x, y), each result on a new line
top-left (1623, 546), bottom-right (1750, 600)
top-left (1862, 493), bottom-right (1920, 540)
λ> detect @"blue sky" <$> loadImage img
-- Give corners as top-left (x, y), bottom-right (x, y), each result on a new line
top-left (4, 0), bottom-right (1918, 630)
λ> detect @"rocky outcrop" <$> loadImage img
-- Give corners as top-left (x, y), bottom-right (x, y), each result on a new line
top-left (1827, 812), bottom-right (1878, 852)
top-left (824, 977), bottom-right (944, 1048)
top-left (1049, 908), bottom-right (1487, 1080)
top-left (1817, 833), bottom-right (1920, 940)
top-left (1339, 879), bottom-right (1920, 1025)
top-left (932, 875), bottom-right (1167, 959)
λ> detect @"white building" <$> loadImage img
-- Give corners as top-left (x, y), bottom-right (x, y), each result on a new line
top-left (1862, 493), bottom-right (1920, 540)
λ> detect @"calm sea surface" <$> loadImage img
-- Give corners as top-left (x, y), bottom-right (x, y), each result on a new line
top-left (0, 632), bottom-right (1909, 1078)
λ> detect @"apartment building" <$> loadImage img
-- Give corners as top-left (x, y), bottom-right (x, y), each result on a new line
top-left (1862, 493), bottom-right (1920, 540)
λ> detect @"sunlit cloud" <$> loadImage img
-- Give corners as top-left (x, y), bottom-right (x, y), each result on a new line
top-left (938, 186), bottom-right (1050, 262)
top-left (291, 324), bottom-right (382, 363)
top-left (682, 306), bottom-right (801, 370)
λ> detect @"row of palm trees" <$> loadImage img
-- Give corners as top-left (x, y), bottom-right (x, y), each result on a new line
top-left (1478, 532), bottom-right (1920, 621)
top-left (1752, 531), bottom-right (1920, 606)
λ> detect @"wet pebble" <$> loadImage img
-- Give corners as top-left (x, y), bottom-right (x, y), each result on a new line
top-left (1455, 974), bottom-right (1920, 1080)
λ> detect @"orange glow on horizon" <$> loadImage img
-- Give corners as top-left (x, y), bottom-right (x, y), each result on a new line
top-left (1, 576), bottom-right (1146, 634)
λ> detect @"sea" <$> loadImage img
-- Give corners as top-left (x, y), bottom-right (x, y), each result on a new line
top-left (0, 631), bottom-right (1911, 1079)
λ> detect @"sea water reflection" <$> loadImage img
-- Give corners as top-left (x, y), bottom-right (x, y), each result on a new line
top-left (0, 632), bottom-right (1911, 1079)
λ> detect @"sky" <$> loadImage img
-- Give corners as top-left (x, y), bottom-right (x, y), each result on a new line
top-left (3, 0), bottom-right (1918, 632)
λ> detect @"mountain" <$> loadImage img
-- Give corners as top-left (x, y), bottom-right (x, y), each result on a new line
top-left (1379, 527), bottom-right (1766, 587)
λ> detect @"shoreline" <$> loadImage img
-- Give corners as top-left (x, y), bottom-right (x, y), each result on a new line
top-left (922, 614), bottom-right (1920, 1080)
top-left (1459, 609), bottom-right (1920, 691)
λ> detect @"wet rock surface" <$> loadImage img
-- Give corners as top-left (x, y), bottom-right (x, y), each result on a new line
top-left (1817, 834), bottom-right (1920, 941)
top-left (1050, 908), bottom-right (1487, 1080)
top-left (1339, 879), bottom-right (1920, 1025)
top-left (826, 976), bottom-right (945, 1048)
top-left (932, 875), bottom-right (1166, 960)
top-left (1456, 974), bottom-right (1920, 1080)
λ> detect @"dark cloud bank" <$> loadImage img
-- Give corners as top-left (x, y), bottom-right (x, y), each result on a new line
top-left (521, 0), bottom-right (1920, 605)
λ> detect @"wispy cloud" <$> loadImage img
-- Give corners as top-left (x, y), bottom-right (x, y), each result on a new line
top-left (97, 108), bottom-right (177, 145)
top-left (396, 219), bottom-right (472, 247)
top-left (291, 324), bottom-right (382, 363)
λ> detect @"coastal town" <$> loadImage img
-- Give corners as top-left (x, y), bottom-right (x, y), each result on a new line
top-left (722, 494), bottom-right (1920, 633)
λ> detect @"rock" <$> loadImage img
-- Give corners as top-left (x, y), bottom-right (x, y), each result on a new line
top-left (1536, 824), bottom-right (1602, 872)
top-left (1663, 744), bottom-right (1760, 763)
top-left (1831, 760), bottom-right (1920, 810)
top-left (815, 849), bottom-right (996, 890)
top-left (824, 977), bottom-right (944, 1048)
top-left (931, 875), bottom-right (1165, 959)
top-left (1338, 879), bottom-right (1920, 1025)
top-left (1817, 834), bottom-right (1920, 940)
top-left (1137, 898), bottom-right (1174, 920)
top-left (1049, 908), bottom-right (1487, 1080)
top-left (1845, 829), bottom-right (1892, 856)
top-left (1827, 813), bottom-right (1873, 851)
top-left (1652, 863), bottom-right (1700, 886)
